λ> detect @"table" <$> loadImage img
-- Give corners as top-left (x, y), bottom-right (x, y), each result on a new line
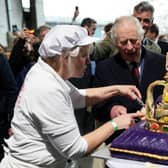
top-left (106, 157), bottom-right (168, 168)
top-left (91, 145), bottom-right (168, 168)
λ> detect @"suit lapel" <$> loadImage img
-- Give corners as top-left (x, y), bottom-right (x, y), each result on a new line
top-left (114, 54), bottom-right (136, 84)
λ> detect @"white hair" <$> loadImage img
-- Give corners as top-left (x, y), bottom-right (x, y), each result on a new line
top-left (110, 16), bottom-right (144, 45)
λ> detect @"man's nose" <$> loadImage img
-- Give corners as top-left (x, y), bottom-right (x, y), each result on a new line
top-left (126, 40), bottom-right (134, 49)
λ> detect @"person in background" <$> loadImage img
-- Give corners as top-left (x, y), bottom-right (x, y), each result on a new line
top-left (8, 28), bottom-right (37, 78)
top-left (71, 6), bottom-right (79, 24)
top-left (92, 22), bottom-right (118, 62)
top-left (91, 1), bottom-right (161, 64)
top-left (133, 1), bottom-right (161, 53)
top-left (0, 44), bottom-right (6, 55)
top-left (35, 25), bottom-right (50, 42)
top-left (158, 34), bottom-right (168, 55)
top-left (0, 25), bottom-right (144, 168)
top-left (159, 34), bottom-right (168, 42)
top-left (70, 17), bottom-right (98, 136)
top-left (80, 17), bottom-right (97, 76)
top-left (0, 53), bottom-right (18, 161)
top-left (69, 17), bottom-right (98, 168)
top-left (0, 44), bottom-right (10, 60)
top-left (145, 23), bottom-right (159, 42)
top-left (81, 17), bottom-right (97, 36)
top-left (9, 26), bottom-right (50, 90)
top-left (92, 16), bottom-right (165, 144)
top-left (14, 32), bottom-right (36, 90)
top-left (32, 25), bottom-right (51, 61)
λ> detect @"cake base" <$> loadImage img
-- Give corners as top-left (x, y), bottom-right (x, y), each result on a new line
top-left (110, 121), bottom-right (168, 165)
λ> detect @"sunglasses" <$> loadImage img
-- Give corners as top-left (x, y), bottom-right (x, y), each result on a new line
top-left (136, 17), bottom-right (153, 24)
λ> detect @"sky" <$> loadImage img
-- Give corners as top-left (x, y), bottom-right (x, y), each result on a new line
top-left (43, 0), bottom-right (168, 34)
top-left (43, 0), bottom-right (139, 23)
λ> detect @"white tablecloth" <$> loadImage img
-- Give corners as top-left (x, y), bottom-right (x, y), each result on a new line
top-left (90, 145), bottom-right (168, 168)
top-left (106, 157), bottom-right (168, 168)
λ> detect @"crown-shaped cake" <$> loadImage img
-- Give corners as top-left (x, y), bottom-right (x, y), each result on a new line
top-left (145, 53), bottom-right (168, 133)
top-left (110, 54), bottom-right (168, 165)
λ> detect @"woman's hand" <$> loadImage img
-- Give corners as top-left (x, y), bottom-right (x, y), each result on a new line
top-left (85, 85), bottom-right (141, 106)
top-left (136, 107), bottom-right (146, 120)
top-left (116, 85), bottom-right (141, 100)
top-left (113, 112), bottom-right (145, 130)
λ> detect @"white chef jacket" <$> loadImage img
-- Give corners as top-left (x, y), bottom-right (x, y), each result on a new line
top-left (0, 57), bottom-right (88, 168)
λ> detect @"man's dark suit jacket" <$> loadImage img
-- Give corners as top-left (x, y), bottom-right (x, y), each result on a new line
top-left (0, 54), bottom-right (18, 160)
top-left (93, 47), bottom-right (166, 123)
top-left (158, 40), bottom-right (168, 55)
top-left (0, 54), bottom-right (18, 139)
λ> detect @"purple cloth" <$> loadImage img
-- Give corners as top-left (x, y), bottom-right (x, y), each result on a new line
top-left (155, 95), bottom-right (162, 105)
top-left (111, 121), bottom-right (168, 165)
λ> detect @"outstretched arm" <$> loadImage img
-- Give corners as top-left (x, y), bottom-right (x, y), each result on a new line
top-left (85, 85), bottom-right (141, 106)
top-left (83, 112), bottom-right (144, 154)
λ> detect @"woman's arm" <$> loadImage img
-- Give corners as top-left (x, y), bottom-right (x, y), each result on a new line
top-left (83, 112), bottom-right (144, 154)
top-left (85, 85), bottom-right (141, 106)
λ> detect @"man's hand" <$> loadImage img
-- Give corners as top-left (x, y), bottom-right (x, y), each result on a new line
top-left (110, 105), bottom-right (127, 118)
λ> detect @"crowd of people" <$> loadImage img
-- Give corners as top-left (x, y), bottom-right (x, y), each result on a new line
top-left (0, 1), bottom-right (168, 168)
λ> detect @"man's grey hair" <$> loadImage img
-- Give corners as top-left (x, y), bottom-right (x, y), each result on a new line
top-left (134, 1), bottom-right (154, 15)
top-left (110, 16), bottom-right (145, 45)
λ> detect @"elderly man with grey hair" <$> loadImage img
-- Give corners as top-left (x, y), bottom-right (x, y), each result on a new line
top-left (93, 16), bottom-right (166, 143)
top-left (0, 24), bottom-right (144, 168)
